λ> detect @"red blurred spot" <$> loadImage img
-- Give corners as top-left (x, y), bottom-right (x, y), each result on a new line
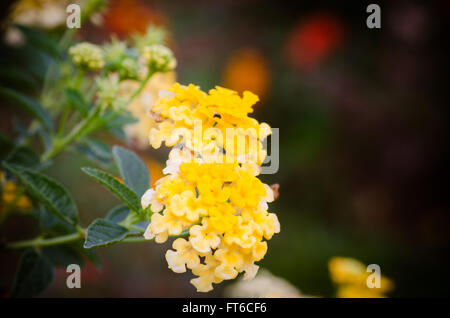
top-left (286, 13), bottom-right (345, 71)
top-left (104, 0), bottom-right (166, 37)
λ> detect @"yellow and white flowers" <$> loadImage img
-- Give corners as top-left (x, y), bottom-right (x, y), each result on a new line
top-left (141, 83), bottom-right (280, 292)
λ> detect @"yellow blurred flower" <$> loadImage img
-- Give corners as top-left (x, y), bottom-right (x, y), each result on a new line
top-left (329, 257), bottom-right (394, 298)
top-left (336, 285), bottom-right (387, 298)
top-left (329, 257), bottom-right (367, 285)
top-left (120, 72), bottom-right (176, 149)
top-left (1, 172), bottom-right (32, 212)
top-left (223, 48), bottom-right (270, 99)
top-left (9, 0), bottom-right (69, 29)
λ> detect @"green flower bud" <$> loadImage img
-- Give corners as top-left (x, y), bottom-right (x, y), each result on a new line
top-left (142, 44), bottom-right (177, 72)
top-left (119, 57), bottom-right (139, 80)
top-left (96, 74), bottom-right (120, 110)
top-left (132, 26), bottom-right (166, 52)
top-left (103, 36), bottom-right (127, 63)
top-left (69, 42), bottom-right (105, 71)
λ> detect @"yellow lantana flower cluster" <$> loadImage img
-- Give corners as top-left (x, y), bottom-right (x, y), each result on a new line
top-left (1, 172), bottom-right (32, 211)
top-left (149, 83), bottom-right (271, 168)
top-left (141, 83), bottom-right (280, 292)
top-left (329, 257), bottom-right (394, 298)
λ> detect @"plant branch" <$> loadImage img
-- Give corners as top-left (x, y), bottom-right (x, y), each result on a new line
top-left (41, 106), bottom-right (101, 162)
top-left (6, 232), bottom-right (81, 249)
top-left (5, 228), bottom-right (189, 249)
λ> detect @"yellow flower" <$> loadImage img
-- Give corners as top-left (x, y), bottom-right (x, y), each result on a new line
top-left (149, 83), bottom-right (271, 166)
top-left (214, 245), bottom-right (244, 280)
top-left (190, 254), bottom-right (223, 293)
top-left (329, 257), bottom-right (367, 285)
top-left (189, 220), bottom-right (221, 253)
top-left (329, 257), bottom-right (394, 298)
top-left (142, 83), bottom-right (279, 292)
top-left (9, 0), bottom-right (69, 29)
top-left (165, 238), bottom-right (202, 273)
top-left (336, 285), bottom-right (387, 298)
top-left (1, 172), bottom-right (32, 211)
top-left (229, 171), bottom-right (266, 209)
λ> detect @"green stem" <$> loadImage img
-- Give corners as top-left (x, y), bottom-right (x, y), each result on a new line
top-left (58, 28), bottom-right (77, 51)
top-left (121, 237), bottom-right (148, 244)
top-left (122, 230), bottom-right (189, 244)
top-left (41, 106), bottom-right (101, 162)
top-left (82, 69), bottom-right (155, 135)
top-left (129, 70), bottom-right (153, 102)
top-left (56, 107), bottom-right (71, 137)
top-left (56, 69), bottom-right (84, 137)
top-left (5, 227), bottom-right (188, 249)
top-left (73, 68), bottom-right (84, 89)
top-left (6, 232), bottom-right (81, 249)
top-left (41, 29), bottom-right (76, 99)
top-left (119, 211), bottom-right (141, 228)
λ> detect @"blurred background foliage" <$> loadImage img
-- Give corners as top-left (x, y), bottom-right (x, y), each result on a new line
top-left (1, 0), bottom-right (450, 297)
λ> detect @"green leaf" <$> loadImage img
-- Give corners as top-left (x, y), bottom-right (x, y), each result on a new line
top-left (130, 220), bottom-right (149, 234)
top-left (84, 218), bottom-right (129, 248)
top-left (3, 163), bottom-right (79, 225)
top-left (64, 88), bottom-right (89, 117)
top-left (34, 206), bottom-right (75, 234)
top-left (81, 167), bottom-right (140, 211)
top-left (112, 146), bottom-right (150, 197)
top-left (105, 205), bottom-right (129, 223)
top-left (43, 246), bottom-right (85, 268)
top-left (4, 145), bottom-right (40, 169)
top-left (0, 42), bottom-right (48, 82)
top-left (10, 248), bottom-right (54, 298)
top-left (0, 67), bottom-right (39, 92)
top-left (37, 126), bottom-right (53, 152)
top-left (14, 24), bottom-right (60, 58)
top-left (0, 133), bottom-right (14, 161)
top-left (108, 127), bottom-right (127, 141)
top-left (75, 139), bottom-right (112, 167)
top-left (0, 87), bottom-right (53, 131)
top-left (104, 110), bottom-right (137, 128)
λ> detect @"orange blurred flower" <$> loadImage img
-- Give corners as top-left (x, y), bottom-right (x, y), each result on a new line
top-left (286, 12), bottom-right (345, 71)
top-left (144, 157), bottom-right (164, 188)
top-left (104, 0), bottom-right (166, 36)
top-left (222, 48), bottom-right (270, 99)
